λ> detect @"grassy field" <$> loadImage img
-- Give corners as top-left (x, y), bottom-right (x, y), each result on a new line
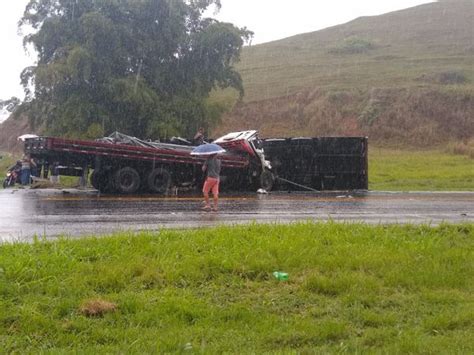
top-left (369, 147), bottom-right (474, 191)
top-left (235, 0), bottom-right (473, 102)
top-left (0, 222), bottom-right (472, 353)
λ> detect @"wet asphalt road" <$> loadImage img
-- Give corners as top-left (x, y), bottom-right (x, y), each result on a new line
top-left (0, 188), bottom-right (472, 242)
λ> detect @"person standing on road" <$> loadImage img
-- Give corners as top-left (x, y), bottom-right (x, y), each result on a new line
top-left (202, 153), bottom-right (221, 211)
top-left (20, 154), bottom-right (32, 185)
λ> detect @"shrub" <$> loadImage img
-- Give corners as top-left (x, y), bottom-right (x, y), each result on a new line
top-left (416, 71), bottom-right (468, 85)
top-left (445, 139), bottom-right (474, 158)
top-left (329, 37), bottom-right (376, 55)
top-left (437, 71), bottom-right (468, 84)
top-left (359, 103), bottom-right (380, 126)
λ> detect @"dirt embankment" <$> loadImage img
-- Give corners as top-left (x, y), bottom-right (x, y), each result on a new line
top-left (0, 115), bottom-right (35, 153)
top-left (216, 87), bottom-right (474, 146)
top-left (1, 87), bottom-right (472, 153)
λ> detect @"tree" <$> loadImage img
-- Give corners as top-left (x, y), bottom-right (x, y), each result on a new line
top-left (18, 0), bottom-right (252, 139)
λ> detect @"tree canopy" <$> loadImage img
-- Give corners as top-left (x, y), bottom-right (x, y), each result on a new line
top-left (19, 0), bottom-right (252, 139)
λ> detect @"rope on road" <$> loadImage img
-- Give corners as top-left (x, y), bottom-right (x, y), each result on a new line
top-left (275, 176), bottom-right (320, 192)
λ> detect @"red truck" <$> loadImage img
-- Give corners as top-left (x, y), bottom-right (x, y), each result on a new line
top-left (24, 130), bottom-right (274, 194)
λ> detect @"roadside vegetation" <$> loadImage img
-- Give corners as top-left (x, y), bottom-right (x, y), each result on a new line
top-left (17, 0), bottom-right (251, 139)
top-left (369, 147), bottom-right (474, 191)
top-left (1, 222), bottom-right (472, 353)
top-left (0, 153), bottom-right (15, 174)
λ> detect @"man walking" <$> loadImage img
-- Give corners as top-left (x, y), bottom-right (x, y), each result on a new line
top-left (202, 153), bottom-right (221, 211)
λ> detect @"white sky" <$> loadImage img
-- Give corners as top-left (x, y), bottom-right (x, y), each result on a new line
top-left (0, 0), bottom-right (433, 100)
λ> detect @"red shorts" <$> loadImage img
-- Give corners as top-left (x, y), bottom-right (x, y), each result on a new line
top-left (203, 177), bottom-right (219, 195)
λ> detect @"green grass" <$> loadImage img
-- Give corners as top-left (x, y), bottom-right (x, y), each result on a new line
top-left (369, 147), bottom-right (474, 191)
top-left (1, 222), bottom-right (473, 353)
top-left (0, 152), bottom-right (15, 174)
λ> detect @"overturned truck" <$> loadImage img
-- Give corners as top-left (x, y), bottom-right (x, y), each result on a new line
top-left (24, 131), bottom-right (368, 193)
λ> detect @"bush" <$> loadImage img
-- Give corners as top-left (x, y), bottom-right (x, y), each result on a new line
top-left (445, 139), bottom-right (474, 158)
top-left (437, 71), bottom-right (468, 84)
top-left (329, 37), bottom-right (376, 55)
top-left (416, 71), bottom-right (468, 85)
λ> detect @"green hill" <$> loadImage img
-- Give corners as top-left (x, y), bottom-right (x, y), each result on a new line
top-left (216, 0), bottom-right (474, 146)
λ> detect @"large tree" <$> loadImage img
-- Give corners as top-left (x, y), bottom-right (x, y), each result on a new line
top-left (19, 0), bottom-right (251, 139)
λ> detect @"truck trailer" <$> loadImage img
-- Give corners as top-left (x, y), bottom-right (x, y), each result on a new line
top-left (24, 130), bottom-right (273, 194)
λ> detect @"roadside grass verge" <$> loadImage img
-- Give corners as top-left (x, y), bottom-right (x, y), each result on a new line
top-left (369, 147), bottom-right (474, 191)
top-left (1, 222), bottom-right (473, 353)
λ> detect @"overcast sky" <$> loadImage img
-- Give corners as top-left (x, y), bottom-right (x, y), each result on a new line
top-left (0, 0), bottom-right (433, 100)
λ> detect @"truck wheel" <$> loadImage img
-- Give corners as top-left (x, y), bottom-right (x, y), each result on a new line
top-left (260, 170), bottom-right (275, 191)
top-left (90, 170), bottom-right (101, 190)
top-left (91, 170), bottom-right (112, 192)
top-left (114, 167), bottom-right (140, 194)
top-left (147, 168), bottom-right (171, 194)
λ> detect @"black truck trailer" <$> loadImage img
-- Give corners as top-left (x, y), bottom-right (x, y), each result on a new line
top-left (262, 136), bottom-right (368, 191)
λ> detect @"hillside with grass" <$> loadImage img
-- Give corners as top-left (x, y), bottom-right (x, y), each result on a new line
top-left (215, 0), bottom-right (473, 147)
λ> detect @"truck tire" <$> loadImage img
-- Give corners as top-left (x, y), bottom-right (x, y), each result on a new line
top-left (91, 170), bottom-right (113, 192)
top-left (90, 170), bottom-right (101, 190)
top-left (260, 170), bottom-right (275, 191)
top-left (147, 168), bottom-right (171, 194)
top-left (114, 167), bottom-right (140, 194)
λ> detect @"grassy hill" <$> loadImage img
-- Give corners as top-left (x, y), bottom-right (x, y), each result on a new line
top-left (215, 0), bottom-right (474, 146)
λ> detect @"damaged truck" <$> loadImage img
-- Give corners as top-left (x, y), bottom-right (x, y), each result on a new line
top-left (23, 130), bottom-right (368, 193)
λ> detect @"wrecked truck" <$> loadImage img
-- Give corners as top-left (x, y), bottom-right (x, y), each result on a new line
top-left (23, 130), bottom-right (368, 193)
top-left (23, 130), bottom-right (274, 194)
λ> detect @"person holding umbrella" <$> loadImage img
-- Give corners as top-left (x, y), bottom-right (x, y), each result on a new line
top-left (202, 153), bottom-right (221, 211)
top-left (190, 143), bottom-right (226, 212)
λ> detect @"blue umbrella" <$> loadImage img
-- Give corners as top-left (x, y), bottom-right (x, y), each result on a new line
top-left (190, 143), bottom-right (226, 156)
